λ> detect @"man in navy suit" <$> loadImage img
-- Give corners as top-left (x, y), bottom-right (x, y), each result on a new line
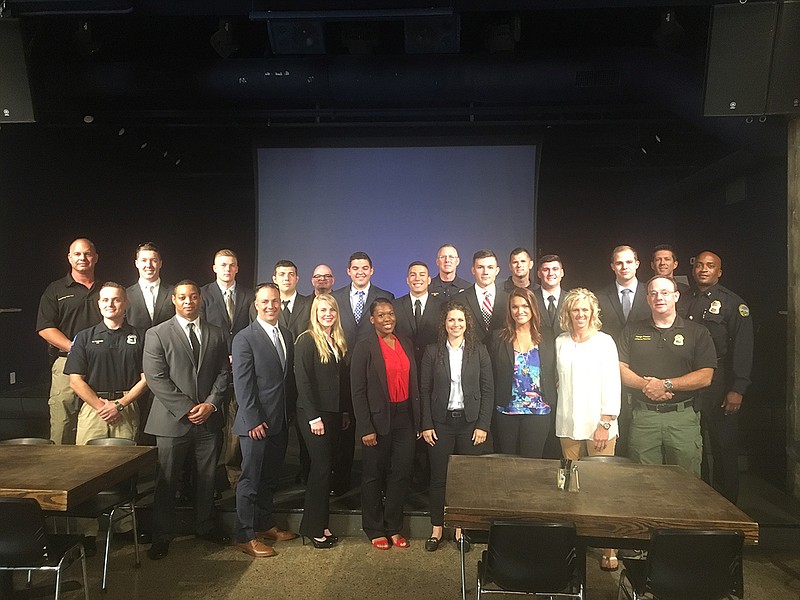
top-left (200, 248), bottom-right (254, 490)
top-left (331, 251), bottom-right (394, 495)
top-left (231, 283), bottom-right (298, 557)
top-left (143, 281), bottom-right (231, 560)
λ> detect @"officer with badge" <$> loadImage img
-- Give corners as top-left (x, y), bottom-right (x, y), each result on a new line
top-left (619, 275), bottom-right (717, 476)
top-left (686, 251), bottom-right (753, 503)
top-left (65, 281), bottom-right (148, 445)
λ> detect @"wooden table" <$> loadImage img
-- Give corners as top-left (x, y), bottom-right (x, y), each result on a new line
top-left (445, 455), bottom-right (759, 599)
top-left (0, 445), bottom-right (157, 511)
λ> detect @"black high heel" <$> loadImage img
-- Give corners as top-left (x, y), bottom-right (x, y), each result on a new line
top-left (302, 535), bottom-right (335, 549)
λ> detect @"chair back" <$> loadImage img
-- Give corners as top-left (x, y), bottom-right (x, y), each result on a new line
top-left (0, 437), bottom-right (54, 445)
top-left (0, 498), bottom-right (50, 567)
top-left (485, 521), bottom-right (578, 593)
top-left (86, 437), bottom-right (136, 446)
top-left (85, 437), bottom-right (137, 496)
top-left (646, 528), bottom-right (744, 600)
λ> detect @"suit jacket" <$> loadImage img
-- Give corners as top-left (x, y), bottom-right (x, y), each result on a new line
top-left (534, 288), bottom-right (565, 346)
top-left (231, 320), bottom-right (296, 437)
top-left (332, 284), bottom-right (395, 349)
top-left (350, 333), bottom-right (420, 439)
top-left (126, 281), bottom-right (175, 331)
top-left (596, 281), bottom-right (650, 346)
top-left (487, 330), bottom-right (558, 414)
top-left (143, 316), bottom-right (229, 437)
top-left (200, 282), bottom-right (254, 352)
top-left (456, 285), bottom-right (509, 343)
top-left (279, 293), bottom-right (312, 340)
top-left (392, 293), bottom-right (445, 369)
top-left (294, 331), bottom-right (350, 419)
top-left (420, 342), bottom-right (494, 431)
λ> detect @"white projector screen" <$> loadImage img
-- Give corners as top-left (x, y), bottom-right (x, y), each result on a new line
top-left (256, 142), bottom-right (538, 296)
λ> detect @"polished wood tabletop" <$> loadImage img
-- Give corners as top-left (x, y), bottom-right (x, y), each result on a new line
top-left (0, 445), bottom-right (157, 511)
top-left (444, 455), bottom-right (759, 545)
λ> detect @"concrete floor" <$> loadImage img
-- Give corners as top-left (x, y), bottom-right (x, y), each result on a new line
top-left (13, 533), bottom-right (800, 600)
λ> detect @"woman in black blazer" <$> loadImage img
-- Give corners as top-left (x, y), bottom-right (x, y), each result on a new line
top-left (295, 294), bottom-right (350, 548)
top-left (350, 298), bottom-right (420, 550)
top-left (420, 301), bottom-right (493, 552)
top-left (488, 286), bottom-right (557, 458)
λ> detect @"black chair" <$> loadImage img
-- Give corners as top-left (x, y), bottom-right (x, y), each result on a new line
top-left (617, 529), bottom-right (744, 600)
top-left (66, 437), bottom-right (140, 592)
top-left (0, 437), bottom-right (54, 444)
top-left (476, 521), bottom-right (584, 599)
top-left (0, 498), bottom-right (89, 600)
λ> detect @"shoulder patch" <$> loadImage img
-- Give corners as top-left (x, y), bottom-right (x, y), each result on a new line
top-left (738, 304), bottom-right (750, 318)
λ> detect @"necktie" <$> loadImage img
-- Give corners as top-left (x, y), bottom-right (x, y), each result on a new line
top-left (281, 300), bottom-right (291, 326)
top-left (225, 289), bottom-right (235, 322)
top-left (621, 288), bottom-right (633, 321)
top-left (414, 299), bottom-right (422, 329)
top-left (147, 285), bottom-right (156, 321)
top-left (354, 290), bottom-right (365, 325)
top-left (188, 322), bottom-right (200, 364)
top-left (481, 290), bottom-right (493, 330)
top-left (272, 326), bottom-right (286, 369)
top-left (547, 295), bottom-right (556, 326)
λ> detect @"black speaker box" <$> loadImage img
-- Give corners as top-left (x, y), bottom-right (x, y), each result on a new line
top-left (767, 1), bottom-right (800, 114)
top-left (703, 2), bottom-right (778, 117)
top-left (0, 19), bottom-right (35, 123)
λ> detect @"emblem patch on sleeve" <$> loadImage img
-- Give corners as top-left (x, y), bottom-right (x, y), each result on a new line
top-left (738, 304), bottom-right (750, 318)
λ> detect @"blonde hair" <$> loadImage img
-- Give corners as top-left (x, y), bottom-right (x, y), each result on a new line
top-left (558, 288), bottom-right (602, 335)
top-left (299, 294), bottom-right (347, 364)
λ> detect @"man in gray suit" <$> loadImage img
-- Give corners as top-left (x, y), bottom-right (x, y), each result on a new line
top-left (143, 280), bottom-right (231, 560)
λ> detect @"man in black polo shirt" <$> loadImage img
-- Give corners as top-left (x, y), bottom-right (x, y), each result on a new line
top-left (429, 244), bottom-right (470, 299)
top-left (618, 275), bottom-right (716, 476)
top-left (36, 238), bottom-right (101, 445)
top-left (65, 282), bottom-right (148, 445)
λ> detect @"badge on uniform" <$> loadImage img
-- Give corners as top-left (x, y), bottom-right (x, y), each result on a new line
top-left (738, 304), bottom-right (750, 317)
top-left (673, 334), bottom-right (685, 346)
top-left (126, 334), bottom-right (138, 345)
top-left (709, 300), bottom-right (721, 314)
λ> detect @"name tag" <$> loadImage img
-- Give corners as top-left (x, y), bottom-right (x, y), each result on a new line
top-left (634, 334), bottom-right (651, 341)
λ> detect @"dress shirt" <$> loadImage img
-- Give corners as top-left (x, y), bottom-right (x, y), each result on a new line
top-left (474, 283), bottom-right (497, 308)
top-left (256, 317), bottom-right (286, 361)
top-left (615, 280), bottom-right (638, 305)
top-left (446, 341), bottom-right (465, 411)
top-left (217, 282), bottom-right (237, 303)
top-left (175, 314), bottom-right (203, 350)
top-left (542, 287), bottom-right (561, 305)
top-left (409, 292), bottom-right (429, 314)
top-left (139, 278), bottom-right (161, 318)
top-left (281, 291), bottom-right (298, 313)
top-left (349, 283), bottom-right (371, 314)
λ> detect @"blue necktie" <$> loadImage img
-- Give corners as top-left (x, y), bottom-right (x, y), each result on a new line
top-left (354, 290), bottom-right (365, 325)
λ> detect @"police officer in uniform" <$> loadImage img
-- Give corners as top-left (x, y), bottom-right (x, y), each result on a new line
top-left (686, 251), bottom-right (753, 503)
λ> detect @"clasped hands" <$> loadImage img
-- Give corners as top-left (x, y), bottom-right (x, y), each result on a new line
top-left (641, 376), bottom-right (673, 402)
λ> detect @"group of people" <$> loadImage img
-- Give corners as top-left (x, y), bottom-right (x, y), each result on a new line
top-left (35, 238), bottom-right (753, 567)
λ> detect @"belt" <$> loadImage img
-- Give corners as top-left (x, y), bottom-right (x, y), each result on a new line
top-left (96, 391), bottom-right (129, 401)
top-left (636, 398), bottom-right (694, 413)
top-left (446, 410), bottom-right (465, 419)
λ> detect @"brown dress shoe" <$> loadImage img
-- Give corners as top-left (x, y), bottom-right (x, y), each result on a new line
top-left (235, 539), bottom-right (277, 558)
top-left (256, 526), bottom-right (298, 542)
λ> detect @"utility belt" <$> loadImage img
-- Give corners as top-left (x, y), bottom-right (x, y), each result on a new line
top-left (95, 391), bottom-right (129, 401)
top-left (635, 397), bottom-right (695, 413)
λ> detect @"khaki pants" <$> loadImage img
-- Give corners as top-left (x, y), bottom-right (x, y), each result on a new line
top-left (559, 436), bottom-right (618, 461)
top-left (76, 402), bottom-right (140, 446)
top-left (49, 357), bottom-right (80, 445)
top-left (629, 405), bottom-right (702, 476)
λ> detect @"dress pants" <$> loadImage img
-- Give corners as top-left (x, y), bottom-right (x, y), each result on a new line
top-left (360, 401), bottom-right (415, 540)
top-left (700, 394), bottom-right (740, 503)
top-left (298, 409), bottom-right (341, 538)
top-left (153, 425), bottom-right (219, 542)
top-left (330, 420), bottom-right (355, 495)
top-left (235, 428), bottom-right (288, 544)
top-left (494, 412), bottom-right (550, 458)
top-left (428, 414), bottom-right (482, 527)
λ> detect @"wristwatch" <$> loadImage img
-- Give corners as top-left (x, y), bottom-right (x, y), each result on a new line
top-left (598, 421), bottom-right (611, 430)
top-left (663, 379), bottom-right (674, 391)
top-left (113, 400), bottom-right (125, 412)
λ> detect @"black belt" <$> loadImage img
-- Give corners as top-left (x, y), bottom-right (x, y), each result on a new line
top-left (446, 410), bottom-right (465, 419)
top-left (636, 398), bottom-right (695, 413)
top-left (96, 391), bottom-right (127, 400)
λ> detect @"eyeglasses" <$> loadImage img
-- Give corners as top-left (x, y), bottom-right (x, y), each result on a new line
top-left (647, 290), bottom-right (677, 298)
top-left (438, 255), bottom-right (457, 261)
top-left (312, 274), bottom-right (333, 280)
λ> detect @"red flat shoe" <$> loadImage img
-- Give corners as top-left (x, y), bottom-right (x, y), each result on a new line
top-left (371, 537), bottom-right (390, 550)
top-left (391, 535), bottom-right (410, 549)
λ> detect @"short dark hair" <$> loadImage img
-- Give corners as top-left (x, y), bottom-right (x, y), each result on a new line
top-left (651, 244), bottom-right (677, 262)
top-left (255, 282), bottom-right (280, 293)
top-left (407, 261), bottom-right (429, 272)
top-left (273, 260), bottom-right (298, 275)
top-left (472, 249), bottom-right (498, 264)
top-left (135, 242), bottom-right (160, 260)
top-left (509, 247), bottom-right (532, 261)
top-left (537, 254), bottom-right (562, 268)
top-left (173, 279), bottom-right (200, 295)
top-left (348, 252), bottom-right (373, 268)
top-left (100, 281), bottom-right (128, 300)
top-left (368, 297), bottom-right (393, 316)
top-left (646, 275), bottom-right (678, 292)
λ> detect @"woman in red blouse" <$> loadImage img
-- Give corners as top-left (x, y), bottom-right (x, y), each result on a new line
top-left (350, 298), bottom-right (421, 550)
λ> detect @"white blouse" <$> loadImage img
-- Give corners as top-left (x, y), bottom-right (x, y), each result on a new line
top-left (555, 331), bottom-right (621, 441)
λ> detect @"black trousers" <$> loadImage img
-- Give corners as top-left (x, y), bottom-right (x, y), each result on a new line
top-left (235, 428), bottom-right (288, 543)
top-left (700, 392), bottom-right (740, 503)
top-left (298, 409), bottom-right (342, 538)
top-left (153, 425), bottom-right (218, 543)
top-left (331, 418), bottom-right (355, 495)
top-left (428, 414), bottom-right (483, 527)
top-left (360, 401), bottom-right (415, 540)
top-left (494, 412), bottom-right (550, 458)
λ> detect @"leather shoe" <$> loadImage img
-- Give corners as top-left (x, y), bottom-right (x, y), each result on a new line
top-left (147, 540), bottom-right (170, 561)
top-left (198, 529), bottom-right (231, 545)
top-left (235, 539), bottom-right (276, 558)
top-left (256, 526), bottom-right (298, 542)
